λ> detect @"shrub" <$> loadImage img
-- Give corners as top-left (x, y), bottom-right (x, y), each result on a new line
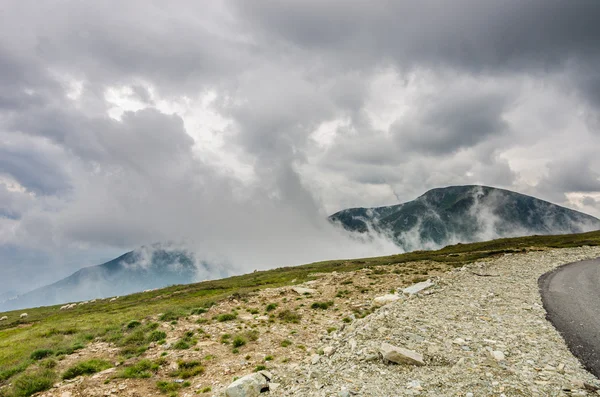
top-left (126, 321), bottom-right (141, 329)
top-left (39, 359), bottom-right (57, 369)
top-left (201, 386), bottom-right (212, 393)
top-left (118, 359), bottom-right (160, 379)
top-left (62, 359), bottom-right (112, 380)
top-left (156, 380), bottom-right (181, 394)
top-left (254, 365), bottom-right (266, 372)
top-left (232, 336), bottom-right (246, 348)
top-left (8, 369), bottom-right (56, 397)
top-left (30, 349), bottom-right (54, 361)
top-left (265, 303), bottom-right (277, 312)
top-left (310, 301), bottom-right (334, 310)
top-left (159, 311), bottom-right (182, 322)
top-left (169, 360), bottom-right (204, 379)
top-left (280, 340), bottom-right (292, 347)
top-left (245, 330), bottom-right (259, 341)
top-left (342, 317), bottom-right (352, 323)
top-left (217, 313), bottom-right (237, 322)
top-left (247, 308), bottom-right (259, 314)
top-left (277, 310), bottom-right (301, 323)
top-left (148, 330), bottom-right (167, 342)
top-left (173, 340), bottom-right (190, 350)
top-left (264, 355), bottom-right (273, 361)
top-left (190, 308), bottom-right (207, 315)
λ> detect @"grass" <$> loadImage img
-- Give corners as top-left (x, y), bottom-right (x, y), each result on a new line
top-left (311, 301), bottom-right (334, 310)
top-left (62, 359), bottom-right (112, 380)
top-left (232, 336), bottom-right (246, 348)
top-left (1, 369), bottom-right (56, 397)
top-left (1, 230), bottom-right (600, 387)
top-left (277, 310), bottom-right (301, 323)
top-left (118, 359), bottom-right (160, 379)
top-left (169, 360), bottom-right (204, 379)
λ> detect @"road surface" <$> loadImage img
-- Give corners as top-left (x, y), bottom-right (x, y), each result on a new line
top-left (539, 257), bottom-right (600, 378)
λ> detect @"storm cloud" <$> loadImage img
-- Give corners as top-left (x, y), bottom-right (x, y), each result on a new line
top-left (1, 0), bottom-right (600, 295)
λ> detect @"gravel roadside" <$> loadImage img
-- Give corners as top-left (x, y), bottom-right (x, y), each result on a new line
top-left (273, 246), bottom-right (600, 396)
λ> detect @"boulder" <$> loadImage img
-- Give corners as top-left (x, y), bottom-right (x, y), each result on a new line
top-left (380, 342), bottom-right (425, 366)
top-left (292, 286), bottom-right (318, 295)
top-left (373, 294), bottom-right (401, 306)
top-left (402, 279), bottom-right (434, 295)
top-left (225, 373), bottom-right (269, 397)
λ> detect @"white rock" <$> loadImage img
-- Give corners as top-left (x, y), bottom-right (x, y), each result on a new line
top-left (373, 294), bottom-right (401, 306)
top-left (402, 279), bottom-right (434, 295)
top-left (311, 354), bottom-right (321, 364)
top-left (292, 287), bottom-right (318, 295)
top-left (490, 350), bottom-right (506, 361)
top-left (380, 342), bottom-right (425, 366)
top-left (225, 373), bottom-right (269, 397)
top-left (323, 346), bottom-right (336, 357)
top-left (61, 392), bottom-right (72, 397)
top-left (256, 316), bottom-right (269, 321)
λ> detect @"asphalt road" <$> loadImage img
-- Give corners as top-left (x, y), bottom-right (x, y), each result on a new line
top-left (539, 257), bottom-right (600, 378)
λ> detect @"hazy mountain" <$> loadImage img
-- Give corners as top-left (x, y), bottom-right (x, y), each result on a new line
top-left (329, 185), bottom-right (600, 251)
top-left (0, 245), bottom-right (221, 311)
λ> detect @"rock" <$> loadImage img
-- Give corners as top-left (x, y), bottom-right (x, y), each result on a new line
top-left (402, 279), bottom-right (434, 295)
top-left (490, 350), bottom-right (505, 361)
top-left (292, 287), bottom-right (318, 295)
top-left (373, 294), bottom-right (401, 306)
top-left (225, 373), bottom-right (269, 397)
top-left (269, 382), bottom-right (280, 391)
top-left (323, 346), bottom-right (336, 357)
top-left (380, 342), bottom-right (425, 366)
top-left (338, 389), bottom-right (350, 397)
top-left (61, 392), bottom-right (72, 397)
top-left (311, 354), bottom-right (321, 364)
top-left (256, 316), bottom-right (269, 321)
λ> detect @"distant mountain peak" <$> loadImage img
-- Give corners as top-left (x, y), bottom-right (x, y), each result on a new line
top-left (330, 185), bottom-right (600, 251)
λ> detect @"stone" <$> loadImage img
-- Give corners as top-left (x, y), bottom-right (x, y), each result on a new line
top-left (225, 373), bottom-right (269, 397)
top-left (323, 346), bottom-right (336, 357)
top-left (380, 342), bottom-right (425, 366)
top-left (373, 294), bottom-right (401, 306)
top-left (256, 316), bottom-right (269, 321)
top-left (311, 354), bottom-right (321, 364)
top-left (292, 287), bottom-right (318, 295)
top-left (61, 392), bottom-right (72, 397)
top-left (402, 280), bottom-right (434, 295)
top-left (490, 350), bottom-right (505, 361)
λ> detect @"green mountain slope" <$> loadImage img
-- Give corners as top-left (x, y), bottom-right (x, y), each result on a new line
top-left (329, 185), bottom-right (600, 251)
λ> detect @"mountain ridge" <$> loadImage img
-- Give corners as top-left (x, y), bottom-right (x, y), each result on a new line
top-left (329, 185), bottom-right (600, 251)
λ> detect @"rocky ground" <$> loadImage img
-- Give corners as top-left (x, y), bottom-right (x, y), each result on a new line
top-left (34, 246), bottom-right (600, 397)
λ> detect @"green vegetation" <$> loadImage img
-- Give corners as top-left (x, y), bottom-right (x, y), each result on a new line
top-left (148, 330), bottom-right (167, 342)
top-left (280, 339), bottom-right (292, 347)
top-left (216, 313), bottom-right (237, 322)
top-left (265, 303), bottom-right (277, 312)
top-left (277, 309), bottom-right (301, 323)
top-left (169, 360), bottom-right (204, 379)
top-left (232, 336), bottom-right (247, 348)
top-left (1, 369), bottom-right (56, 397)
top-left (311, 301), bottom-right (334, 310)
top-left (29, 349), bottom-right (53, 361)
top-left (2, 230), bottom-right (600, 388)
top-left (118, 359), bottom-right (160, 379)
top-left (62, 359), bottom-right (112, 380)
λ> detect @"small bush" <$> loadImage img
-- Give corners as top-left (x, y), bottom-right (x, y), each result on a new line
top-left (342, 317), bottom-right (352, 323)
top-left (30, 349), bottom-right (54, 361)
top-left (277, 310), bottom-right (301, 323)
top-left (310, 301), bottom-right (333, 310)
top-left (254, 365), bottom-right (266, 372)
top-left (265, 303), bottom-right (277, 312)
top-left (264, 355), bottom-right (273, 361)
top-left (326, 327), bottom-right (337, 334)
top-left (217, 313), bottom-right (237, 322)
top-left (62, 359), bottom-right (112, 380)
top-left (9, 369), bottom-right (56, 397)
top-left (190, 308), bottom-right (207, 315)
top-left (245, 330), bottom-right (259, 341)
top-left (232, 336), bottom-right (246, 348)
top-left (170, 360), bottom-right (204, 379)
top-left (156, 380), bottom-right (181, 394)
top-left (118, 359), bottom-right (160, 379)
top-left (247, 308), bottom-right (259, 314)
top-left (159, 311), bottom-right (182, 322)
top-left (173, 340), bottom-right (190, 350)
top-left (126, 320), bottom-right (142, 329)
top-left (148, 330), bottom-right (167, 342)
top-left (201, 386), bottom-right (212, 393)
top-left (39, 359), bottom-right (57, 369)
top-left (280, 339), bottom-right (292, 347)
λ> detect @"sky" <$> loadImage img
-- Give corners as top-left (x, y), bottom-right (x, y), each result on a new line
top-left (1, 0), bottom-right (600, 294)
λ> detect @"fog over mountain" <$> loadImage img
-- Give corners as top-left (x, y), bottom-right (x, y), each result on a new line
top-left (2, 1), bottom-right (600, 298)
top-left (3, 185), bottom-right (599, 311)
top-left (330, 185), bottom-right (600, 251)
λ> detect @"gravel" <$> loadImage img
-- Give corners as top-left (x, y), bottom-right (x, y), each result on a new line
top-left (273, 246), bottom-right (600, 396)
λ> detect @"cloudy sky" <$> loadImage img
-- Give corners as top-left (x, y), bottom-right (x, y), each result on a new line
top-left (1, 0), bottom-right (600, 294)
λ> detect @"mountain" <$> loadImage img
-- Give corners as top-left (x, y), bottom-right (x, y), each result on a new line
top-left (329, 185), bottom-right (600, 251)
top-left (0, 245), bottom-right (223, 311)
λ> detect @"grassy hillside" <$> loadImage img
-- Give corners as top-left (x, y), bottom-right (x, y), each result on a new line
top-left (1, 230), bottom-right (599, 396)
